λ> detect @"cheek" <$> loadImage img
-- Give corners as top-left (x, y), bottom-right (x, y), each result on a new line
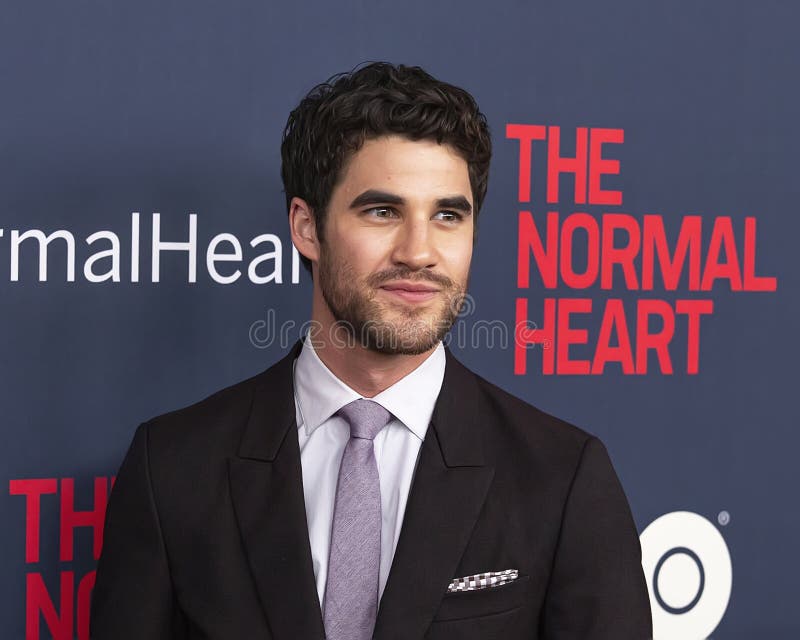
top-left (440, 238), bottom-right (473, 276)
top-left (337, 235), bottom-right (391, 274)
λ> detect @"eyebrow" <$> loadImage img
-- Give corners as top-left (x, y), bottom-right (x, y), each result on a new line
top-left (348, 189), bottom-right (473, 214)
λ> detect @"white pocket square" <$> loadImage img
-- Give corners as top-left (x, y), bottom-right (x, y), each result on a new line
top-left (446, 569), bottom-right (519, 593)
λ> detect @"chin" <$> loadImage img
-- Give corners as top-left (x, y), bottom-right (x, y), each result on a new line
top-left (362, 317), bottom-right (451, 356)
top-left (366, 339), bottom-right (440, 356)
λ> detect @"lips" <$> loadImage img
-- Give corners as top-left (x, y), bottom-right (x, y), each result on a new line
top-left (379, 281), bottom-right (441, 302)
top-left (380, 282), bottom-right (440, 293)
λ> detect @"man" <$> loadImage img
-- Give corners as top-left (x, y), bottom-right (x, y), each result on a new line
top-left (91, 62), bottom-right (652, 639)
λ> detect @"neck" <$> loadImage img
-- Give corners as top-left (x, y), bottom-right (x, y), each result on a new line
top-left (307, 290), bottom-right (437, 398)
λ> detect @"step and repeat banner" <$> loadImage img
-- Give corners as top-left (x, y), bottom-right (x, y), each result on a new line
top-left (1, 1), bottom-right (796, 638)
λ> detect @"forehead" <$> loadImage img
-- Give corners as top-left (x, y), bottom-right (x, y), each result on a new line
top-left (332, 135), bottom-right (472, 204)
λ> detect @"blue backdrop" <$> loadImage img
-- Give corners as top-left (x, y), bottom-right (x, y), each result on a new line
top-left (2, 1), bottom-right (796, 638)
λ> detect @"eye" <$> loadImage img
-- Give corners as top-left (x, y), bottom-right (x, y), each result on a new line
top-left (433, 210), bottom-right (464, 222)
top-left (365, 207), bottom-right (398, 219)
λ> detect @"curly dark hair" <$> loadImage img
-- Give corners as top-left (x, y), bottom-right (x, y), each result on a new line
top-left (280, 61), bottom-right (492, 273)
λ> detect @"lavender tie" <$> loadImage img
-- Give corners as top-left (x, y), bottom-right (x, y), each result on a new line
top-left (323, 398), bottom-right (392, 640)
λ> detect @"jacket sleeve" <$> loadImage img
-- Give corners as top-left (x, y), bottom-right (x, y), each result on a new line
top-left (91, 421), bottom-right (185, 639)
top-left (541, 436), bottom-right (653, 639)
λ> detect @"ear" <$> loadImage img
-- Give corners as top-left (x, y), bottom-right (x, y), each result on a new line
top-left (288, 197), bottom-right (320, 264)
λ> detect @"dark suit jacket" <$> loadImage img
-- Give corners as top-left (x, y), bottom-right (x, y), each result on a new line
top-left (91, 339), bottom-right (652, 639)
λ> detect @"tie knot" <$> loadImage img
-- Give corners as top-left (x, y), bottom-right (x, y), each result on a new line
top-left (337, 398), bottom-right (392, 440)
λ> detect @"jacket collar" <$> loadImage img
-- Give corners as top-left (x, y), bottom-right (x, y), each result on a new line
top-left (235, 338), bottom-right (303, 461)
top-left (430, 345), bottom-right (488, 467)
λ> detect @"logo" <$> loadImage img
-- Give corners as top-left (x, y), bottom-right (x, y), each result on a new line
top-left (640, 511), bottom-right (733, 640)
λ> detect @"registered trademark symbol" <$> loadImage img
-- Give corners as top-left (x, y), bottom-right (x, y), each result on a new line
top-left (717, 510), bottom-right (730, 526)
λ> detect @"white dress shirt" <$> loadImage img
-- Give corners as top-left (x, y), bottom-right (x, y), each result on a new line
top-left (292, 336), bottom-right (446, 607)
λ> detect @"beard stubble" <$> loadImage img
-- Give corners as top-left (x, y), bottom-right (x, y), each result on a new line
top-left (317, 246), bottom-right (468, 355)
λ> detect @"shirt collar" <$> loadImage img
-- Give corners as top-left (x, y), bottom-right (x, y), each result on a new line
top-left (293, 337), bottom-right (446, 442)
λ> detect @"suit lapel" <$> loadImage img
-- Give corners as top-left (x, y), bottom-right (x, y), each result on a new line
top-left (373, 348), bottom-right (495, 640)
top-left (228, 339), bottom-right (326, 640)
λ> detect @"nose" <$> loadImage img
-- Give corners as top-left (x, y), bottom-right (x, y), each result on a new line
top-left (390, 216), bottom-right (437, 271)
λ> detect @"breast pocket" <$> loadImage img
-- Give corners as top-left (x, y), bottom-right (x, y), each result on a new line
top-left (430, 573), bottom-right (531, 623)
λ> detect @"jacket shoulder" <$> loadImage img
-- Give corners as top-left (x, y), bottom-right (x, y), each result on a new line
top-left (139, 354), bottom-right (288, 459)
top-left (148, 373), bottom-right (257, 451)
top-left (467, 365), bottom-right (599, 470)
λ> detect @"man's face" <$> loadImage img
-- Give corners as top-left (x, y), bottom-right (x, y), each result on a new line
top-left (315, 135), bottom-right (474, 355)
